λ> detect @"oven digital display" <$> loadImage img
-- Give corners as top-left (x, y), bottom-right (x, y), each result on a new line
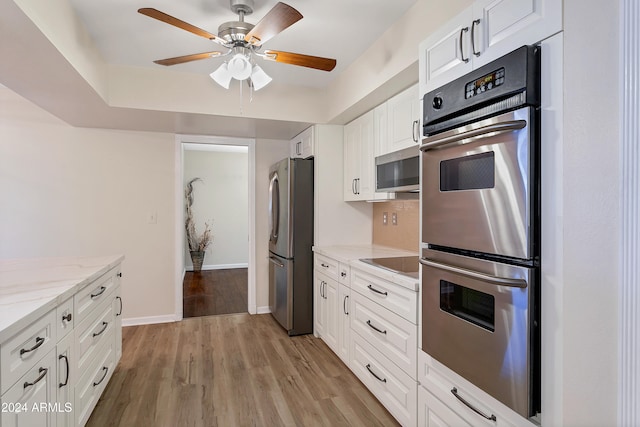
top-left (465, 67), bottom-right (505, 99)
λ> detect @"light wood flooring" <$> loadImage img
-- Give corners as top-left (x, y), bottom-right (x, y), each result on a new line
top-left (86, 313), bottom-right (399, 427)
top-left (183, 268), bottom-right (248, 318)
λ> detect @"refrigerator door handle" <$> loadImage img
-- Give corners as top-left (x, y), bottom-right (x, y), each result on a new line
top-left (269, 256), bottom-right (285, 268)
top-left (268, 173), bottom-right (280, 243)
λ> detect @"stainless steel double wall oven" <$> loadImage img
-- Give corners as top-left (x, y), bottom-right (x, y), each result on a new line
top-left (420, 46), bottom-right (541, 418)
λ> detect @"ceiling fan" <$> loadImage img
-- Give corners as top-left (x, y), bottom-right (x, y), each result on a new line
top-left (138, 0), bottom-right (337, 90)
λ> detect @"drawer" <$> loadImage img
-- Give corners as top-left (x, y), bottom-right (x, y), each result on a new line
top-left (75, 301), bottom-right (114, 373)
top-left (1, 309), bottom-right (56, 394)
top-left (74, 268), bottom-right (117, 325)
top-left (56, 296), bottom-right (74, 340)
top-left (315, 253), bottom-right (341, 281)
top-left (418, 385), bottom-right (475, 427)
top-left (75, 338), bottom-right (116, 427)
top-left (0, 348), bottom-right (56, 427)
top-left (351, 267), bottom-right (418, 323)
top-left (350, 332), bottom-right (417, 427)
top-left (351, 291), bottom-right (417, 378)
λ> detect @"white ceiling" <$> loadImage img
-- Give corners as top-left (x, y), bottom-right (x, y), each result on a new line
top-left (69, 0), bottom-right (417, 89)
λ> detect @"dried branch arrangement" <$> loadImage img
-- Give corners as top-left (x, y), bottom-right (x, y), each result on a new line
top-left (185, 177), bottom-right (212, 252)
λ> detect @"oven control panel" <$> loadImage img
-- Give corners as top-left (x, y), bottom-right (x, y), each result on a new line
top-left (465, 68), bottom-right (505, 99)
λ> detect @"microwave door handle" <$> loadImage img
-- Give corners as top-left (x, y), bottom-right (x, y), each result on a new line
top-left (420, 120), bottom-right (526, 152)
top-left (419, 258), bottom-right (527, 288)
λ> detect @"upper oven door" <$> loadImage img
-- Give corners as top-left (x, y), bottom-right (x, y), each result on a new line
top-left (420, 106), bottom-right (536, 260)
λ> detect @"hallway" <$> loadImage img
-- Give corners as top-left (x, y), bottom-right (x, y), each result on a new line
top-left (183, 268), bottom-right (248, 317)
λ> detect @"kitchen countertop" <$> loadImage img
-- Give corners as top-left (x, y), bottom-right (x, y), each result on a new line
top-left (313, 244), bottom-right (419, 291)
top-left (0, 254), bottom-right (124, 343)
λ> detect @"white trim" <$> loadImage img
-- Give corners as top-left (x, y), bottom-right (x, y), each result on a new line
top-left (122, 314), bottom-right (178, 327)
top-left (175, 134), bottom-right (257, 318)
top-left (619, 1), bottom-right (640, 425)
top-left (256, 306), bottom-right (271, 315)
top-left (186, 263), bottom-right (249, 271)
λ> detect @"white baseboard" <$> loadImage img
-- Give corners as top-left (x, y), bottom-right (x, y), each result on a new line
top-left (256, 306), bottom-right (271, 314)
top-left (186, 263), bottom-right (248, 272)
top-left (122, 314), bottom-right (179, 327)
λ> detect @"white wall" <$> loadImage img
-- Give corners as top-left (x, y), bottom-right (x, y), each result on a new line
top-left (560, 1), bottom-right (620, 425)
top-left (0, 85), bottom-right (176, 321)
top-left (183, 148), bottom-right (248, 269)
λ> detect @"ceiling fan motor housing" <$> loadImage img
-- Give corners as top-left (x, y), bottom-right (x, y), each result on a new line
top-left (218, 21), bottom-right (255, 43)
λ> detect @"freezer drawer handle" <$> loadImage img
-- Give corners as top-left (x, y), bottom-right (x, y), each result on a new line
top-left (269, 257), bottom-right (284, 268)
top-left (419, 258), bottom-right (527, 288)
top-left (451, 387), bottom-right (497, 421)
top-left (365, 364), bottom-right (387, 383)
top-left (367, 284), bottom-right (388, 296)
top-left (420, 120), bottom-right (526, 152)
top-left (366, 320), bottom-right (387, 335)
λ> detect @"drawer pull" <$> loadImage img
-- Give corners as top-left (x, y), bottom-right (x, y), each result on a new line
top-left (451, 387), bottom-right (497, 421)
top-left (366, 320), bottom-right (387, 335)
top-left (116, 296), bottom-right (123, 316)
top-left (321, 263), bottom-right (329, 268)
top-left (23, 367), bottom-right (48, 389)
top-left (62, 312), bottom-right (72, 323)
top-left (92, 321), bottom-right (109, 337)
top-left (59, 354), bottom-right (69, 388)
top-left (93, 367), bottom-right (109, 387)
top-left (365, 364), bottom-right (387, 383)
top-left (91, 286), bottom-right (107, 299)
top-left (367, 284), bottom-right (388, 296)
top-left (20, 336), bottom-right (45, 356)
top-left (341, 271), bottom-right (347, 277)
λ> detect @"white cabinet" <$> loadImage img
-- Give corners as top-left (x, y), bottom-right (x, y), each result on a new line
top-left (290, 126), bottom-right (314, 159)
top-left (384, 84), bottom-right (421, 155)
top-left (345, 110), bottom-right (395, 201)
top-left (419, 0), bottom-right (562, 93)
top-left (418, 385), bottom-right (475, 427)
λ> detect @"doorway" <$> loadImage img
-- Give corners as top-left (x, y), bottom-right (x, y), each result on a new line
top-left (175, 136), bottom-right (256, 319)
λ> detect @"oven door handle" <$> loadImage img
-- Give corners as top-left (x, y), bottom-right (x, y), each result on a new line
top-left (419, 258), bottom-right (527, 288)
top-left (420, 120), bottom-right (526, 152)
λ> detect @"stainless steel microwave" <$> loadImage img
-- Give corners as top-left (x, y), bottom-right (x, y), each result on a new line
top-left (375, 146), bottom-right (420, 192)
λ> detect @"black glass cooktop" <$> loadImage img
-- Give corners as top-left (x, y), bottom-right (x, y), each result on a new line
top-left (359, 256), bottom-right (419, 279)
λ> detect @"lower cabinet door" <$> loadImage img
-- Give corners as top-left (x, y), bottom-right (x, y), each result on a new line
top-left (1, 349), bottom-right (57, 427)
top-left (418, 385), bottom-right (474, 427)
top-left (350, 332), bottom-right (417, 426)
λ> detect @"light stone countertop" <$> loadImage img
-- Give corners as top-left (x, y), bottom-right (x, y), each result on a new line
top-left (313, 244), bottom-right (419, 291)
top-left (0, 254), bottom-right (124, 343)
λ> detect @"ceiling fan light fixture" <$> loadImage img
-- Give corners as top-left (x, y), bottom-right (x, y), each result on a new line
top-left (210, 63), bottom-right (233, 89)
top-left (250, 65), bottom-right (272, 91)
top-left (227, 52), bottom-right (252, 80)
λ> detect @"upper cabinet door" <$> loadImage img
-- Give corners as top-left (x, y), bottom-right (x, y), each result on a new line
top-left (386, 84), bottom-right (420, 154)
top-left (419, 7), bottom-right (474, 95)
top-left (290, 126), bottom-right (314, 159)
top-left (473, 0), bottom-right (562, 67)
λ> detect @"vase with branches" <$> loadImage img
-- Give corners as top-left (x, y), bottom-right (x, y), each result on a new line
top-left (185, 177), bottom-right (212, 272)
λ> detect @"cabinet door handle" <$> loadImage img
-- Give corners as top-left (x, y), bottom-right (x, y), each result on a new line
top-left (116, 296), bottom-right (123, 316)
top-left (412, 120), bottom-right (420, 142)
top-left (471, 19), bottom-right (481, 57)
top-left (23, 367), bottom-right (48, 389)
top-left (20, 336), bottom-right (45, 356)
top-left (93, 367), bottom-right (109, 387)
top-left (341, 271), bottom-right (347, 278)
top-left (367, 284), bottom-right (388, 296)
top-left (117, 272), bottom-right (123, 278)
top-left (459, 26), bottom-right (469, 63)
top-left (91, 286), bottom-right (107, 299)
top-left (352, 178), bottom-right (357, 195)
top-left (356, 178), bottom-right (360, 195)
top-left (343, 295), bottom-right (349, 315)
top-left (365, 364), bottom-right (387, 383)
top-left (92, 321), bottom-right (109, 338)
top-left (59, 354), bottom-right (69, 388)
top-left (451, 387), bottom-right (497, 421)
top-left (366, 320), bottom-right (387, 335)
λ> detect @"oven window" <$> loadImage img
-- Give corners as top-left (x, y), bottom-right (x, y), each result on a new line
top-left (440, 280), bottom-right (495, 331)
top-left (440, 151), bottom-right (495, 191)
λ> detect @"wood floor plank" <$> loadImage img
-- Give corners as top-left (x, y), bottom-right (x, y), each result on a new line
top-left (87, 313), bottom-right (399, 427)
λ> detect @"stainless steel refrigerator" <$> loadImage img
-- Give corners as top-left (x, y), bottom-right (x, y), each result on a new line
top-left (268, 157), bottom-right (314, 336)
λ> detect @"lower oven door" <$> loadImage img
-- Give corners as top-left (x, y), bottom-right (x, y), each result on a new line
top-left (420, 106), bottom-right (536, 260)
top-left (420, 250), bottom-right (537, 418)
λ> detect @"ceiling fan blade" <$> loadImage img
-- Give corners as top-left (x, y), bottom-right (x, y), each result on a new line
top-left (138, 8), bottom-right (226, 45)
top-left (153, 51), bottom-right (223, 66)
top-left (263, 50), bottom-right (337, 71)
top-left (244, 2), bottom-right (303, 46)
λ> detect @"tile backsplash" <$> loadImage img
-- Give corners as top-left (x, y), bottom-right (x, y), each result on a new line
top-left (372, 200), bottom-right (419, 252)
